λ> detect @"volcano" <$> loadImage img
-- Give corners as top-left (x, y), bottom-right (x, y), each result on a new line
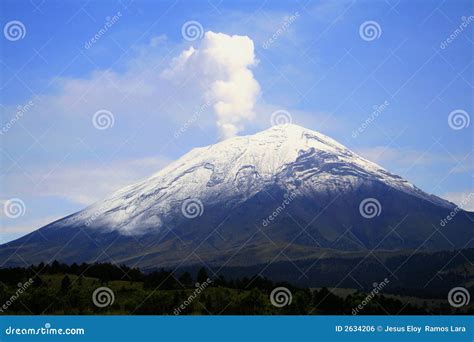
top-left (1, 124), bottom-right (473, 270)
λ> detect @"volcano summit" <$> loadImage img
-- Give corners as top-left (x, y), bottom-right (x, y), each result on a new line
top-left (1, 124), bottom-right (472, 269)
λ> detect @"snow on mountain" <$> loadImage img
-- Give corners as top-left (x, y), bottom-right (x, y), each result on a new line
top-left (62, 124), bottom-right (453, 235)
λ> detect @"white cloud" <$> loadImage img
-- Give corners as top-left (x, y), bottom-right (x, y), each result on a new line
top-left (0, 31), bottom-right (264, 242)
top-left (2, 157), bottom-right (171, 206)
top-left (1, 157), bottom-right (171, 243)
top-left (442, 191), bottom-right (474, 211)
top-left (162, 31), bottom-right (261, 139)
top-left (354, 147), bottom-right (474, 173)
top-left (150, 34), bottom-right (168, 47)
top-left (1, 216), bottom-right (61, 235)
top-left (354, 146), bottom-right (440, 167)
top-left (0, 31), bottom-right (261, 146)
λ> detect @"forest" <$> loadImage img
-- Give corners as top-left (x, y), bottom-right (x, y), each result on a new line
top-left (0, 261), bottom-right (471, 315)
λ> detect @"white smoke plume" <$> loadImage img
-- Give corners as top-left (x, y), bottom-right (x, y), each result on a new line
top-left (162, 31), bottom-right (261, 139)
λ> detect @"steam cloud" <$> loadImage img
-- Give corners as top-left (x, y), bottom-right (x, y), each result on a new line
top-left (163, 31), bottom-right (261, 139)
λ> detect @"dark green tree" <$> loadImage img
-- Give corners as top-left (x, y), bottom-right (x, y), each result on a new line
top-left (60, 275), bottom-right (71, 292)
top-left (179, 272), bottom-right (193, 287)
top-left (197, 267), bottom-right (209, 284)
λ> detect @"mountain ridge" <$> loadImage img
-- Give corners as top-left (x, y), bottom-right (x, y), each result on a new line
top-left (1, 124), bottom-right (471, 269)
top-left (55, 124), bottom-right (455, 236)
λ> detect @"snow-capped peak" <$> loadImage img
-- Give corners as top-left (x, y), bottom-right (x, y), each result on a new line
top-left (66, 124), bottom-right (453, 234)
top-left (152, 124), bottom-right (381, 179)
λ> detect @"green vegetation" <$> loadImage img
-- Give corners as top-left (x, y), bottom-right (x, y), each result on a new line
top-left (0, 261), bottom-right (470, 315)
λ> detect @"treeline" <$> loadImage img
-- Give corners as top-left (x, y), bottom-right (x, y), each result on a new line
top-left (0, 260), bottom-right (290, 291)
top-left (0, 261), bottom-right (142, 286)
top-left (0, 261), bottom-right (470, 315)
top-left (213, 248), bottom-right (474, 299)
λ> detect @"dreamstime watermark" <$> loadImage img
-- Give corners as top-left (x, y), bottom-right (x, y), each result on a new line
top-left (1, 99), bottom-right (36, 135)
top-left (440, 16), bottom-right (474, 50)
top-left (173, 278), bottom-right (212, 315)
top-left (84, 12), bottom-right (122, 49)
top-left (174, 98), bottom-right (213, 139)
top-left (447, 287), bottom-right (470, 308)
top-left (3, 20), bottom-right (26, 41)
top-left (270, 110), bottom-right (292, 126)
top-left (92, 287), bottom-right (115, 308)
top-left (352, 278), bottom-right (390, 315)
top-left (181, 198), bottom-right (204, 219)
top-left (84, 202), bottom-right (111, 227)
top-left (352, 100), bottom-right (389, 138)
top-left (270, 287), bottom-right (292, 308)
top-left (448, 109), bottom-right (470, 130)
top-left (92, 109), bottom-right (115, 130)
top-left (359, 21), bottom-right (382, 41)
top-left (5, 323), bottom-right (85, 336)
top-left (0, 278), bottom-right (34, 313)
top-left (3, 198), bottom-right (26, 219)
top-left (262, 192), bottom-right (297, 227)
top-left (262, 12), bottom-right (300, 49)
top-left (181, 21), bottom-right (204, 41)
top-left (359, 198), bottom-right (382, 219)
top-left (440, 192), bottom-right (474, 227)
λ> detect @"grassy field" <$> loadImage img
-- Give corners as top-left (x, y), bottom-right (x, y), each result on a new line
top-left (1, 262), bottom-right (471, 315)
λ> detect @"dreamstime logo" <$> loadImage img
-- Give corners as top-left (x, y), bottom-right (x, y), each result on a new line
top-left (173, 278), bottom-right (212, 315)
top-left (3, 198), bottom-right (26, 218)
top-left (84, 12), bottom-right (122, 49)
top-left (270, 110), bottom-right (292, 126)
top-left (440, 192), bottom-right (473, 227)
top-left (447, 287), bottom-right (470, 308)
top-left (181, 198), bottom-right (204, 219)
top-left (4, 20), bottom-right (26, 41)
top-left (448, 109), bottom-right (470, 130)
top-left (1, 99), bottom-right (36, 135)
top-left (270, 287), bottom-right (292, 308)
top-left (262, 192), bottom-right (297, 227)
top-left (92, 110), bottom-right (115, 130)
top-left (92, 287), bottom-right (115, 308)
top-left (359, 21), bottom-right (382, 41)
top-left (84, 202), bottom-right (110, 227)
top-left (4, 323), bottom-right (85, 336)
top-left (352, 100), bottom-right (390, 138)
top-left (262, 12), bottom-right (300, 49)
top-left (352, 278), bottom-right (390, 315)
top-left (359, 198), bottom-right (381, 219)
top-left (440, 16), bottom-right (474, 50)
top-left (174, 98), bottom-right (213, 139)
top-left (0, 278), bottom-right (34, 313)
top-left (181, 21), bottom-right (204, 41)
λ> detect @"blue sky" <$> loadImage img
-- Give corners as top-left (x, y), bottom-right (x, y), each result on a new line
top-left (1, 0), bottom-right (473, 243)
